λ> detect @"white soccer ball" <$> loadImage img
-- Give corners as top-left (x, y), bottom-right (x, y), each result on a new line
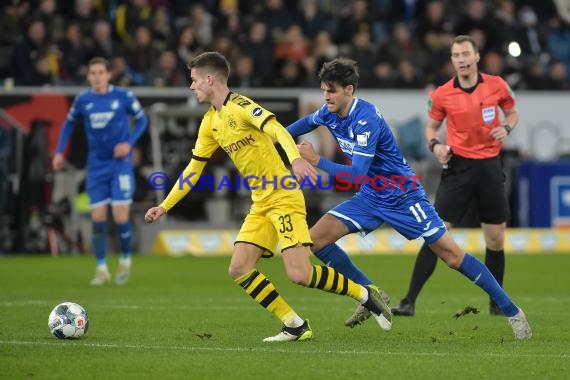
top-left (48, 302), bottom-right (90, 339)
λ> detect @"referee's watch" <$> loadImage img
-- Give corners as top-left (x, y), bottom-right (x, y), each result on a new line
top-left (503, 124), bottom-right (513, 135)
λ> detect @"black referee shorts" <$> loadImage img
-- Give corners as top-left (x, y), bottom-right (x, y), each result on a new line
top-left (434, 154), bottom-right (509, 224)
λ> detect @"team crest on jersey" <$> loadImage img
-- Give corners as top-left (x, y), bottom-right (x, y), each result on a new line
top-left (111, 100), bottom-right (120, 110)
top-left (228, 116), bottom-right (237, 129)
top-left (482, 106), bottom-right (495, 125)
top-left (251, 107), bottom-right (263, 117)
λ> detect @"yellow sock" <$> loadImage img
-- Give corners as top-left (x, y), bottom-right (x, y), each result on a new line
top-left (235, 269), bottom-right (301, 325)
top-left (307, 265), bottom-right (367, 302)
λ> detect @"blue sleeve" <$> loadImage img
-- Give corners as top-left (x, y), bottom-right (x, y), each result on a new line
top-left (56, 98), bottom-right (81, 153)
top-left (126, 92), bottom-right (148, 146)
top-left (286, 115), bottom-right (318, 138)
top-left (316, 112), bottom-right (380, 182)
top-left (128, 112), bottom-right (148, 146)
top-left (317, 153), bottom-right (373, 182)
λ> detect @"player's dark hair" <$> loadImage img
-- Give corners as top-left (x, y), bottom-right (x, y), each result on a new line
top-left (452, 35), bottom-right (479, 53)
top-left (88, 57), bottom-right (111, 71)
top-left (318, 58), bottom-right (359, 90)
top-left (189, 52), bottom-right (230, 80)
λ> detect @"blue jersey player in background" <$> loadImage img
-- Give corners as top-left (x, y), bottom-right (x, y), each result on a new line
top-left (287, 58), bottom-right (532, 340)
top-left (53, 57), bottom-right (148, 286)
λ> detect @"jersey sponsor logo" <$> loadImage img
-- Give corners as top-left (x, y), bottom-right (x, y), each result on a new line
top-left (222, 134), bottom-right (255, 154)
top-left (357, 131), bottom-right (370, 147)
top-left (482, 106), bottom-right (496, 125)
top-left (251, 107), bottom-right (263, 117)
top-left (89, 112), bottom-right (114, 129)
top-left (337, 138), bottom-right (355, 154)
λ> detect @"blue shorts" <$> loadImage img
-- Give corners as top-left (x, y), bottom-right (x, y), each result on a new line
top-left (328, 192), bottom-right (446, 244)
top-left (86, 166), bottom-right (135, 209)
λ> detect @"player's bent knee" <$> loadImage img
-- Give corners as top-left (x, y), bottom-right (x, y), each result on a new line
top-left (285, 267), bottom-right (311, 285)
top-left (228, 264), bottom-right (251, 280)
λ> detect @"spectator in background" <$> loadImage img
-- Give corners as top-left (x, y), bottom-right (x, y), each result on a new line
top-left (239, 20), bottom-right (274, 84)
top-left (256, 0), bottom-right (300, 41)
top-left (481, 51), bottom-right (505, 76)
top-left (274, 24), bottom-right (310, 65)
top-left (70, 0), bottom-right (99, 39)
top-left (189, 3), bottom-right (215, 47)
top-left (147, 50), bottom-right (186, 87)
top-left (370, 60), bottom-right (395, 88)
top-left (454, 0), bottom-right (499, 51)
top-left (347, 30), bottom-right (376, 88)
top-left (523, 60), bottom-right (548, 89)
top-left (10, 19), bottom-right (50, 85)
top-left (336, 0), bottom-right (374, 46)
top-left (88, 19), bottom-right (115, 61)
top-left (217, 0), bottom-right (241, 36)
top-left (114, 0), bottom-right (152, 45)
top-left (518, 6), bottom-right (546, 59)
top-left (393, 58), bottom-right (425, 89)
top-left (168, 24), bottom-right (202, 81)
top-left (150, 6), bottom-right (172, 51)
top-left (299, 0), bottom-right (328, 39)
top-left (311, 30), bottom-right (338, 69)
top-left (120, 25), bottom-right (158, 85)
top-left (270, 60), bottom-right (305, 87)
top-left (58, 22), bottom-right (88, 85)
top-left (415, 0), bottom-right (454, 77)
top-left (546, 16), bottom-right (570, 71)
top-left (208, 32), bottom-right (240, 67)
top-left (228, 55), bottom-right (263, 88)
top-left (546, 60), bottom-right (570, 90)
top-left (376, 22), bottom-right (429, 73)
top-left (33, 0), bottom-right (65, 43)
top-left (109, 55), bottom-right (136, 87)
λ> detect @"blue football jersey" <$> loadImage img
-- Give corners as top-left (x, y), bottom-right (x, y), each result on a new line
top-left (294, 98), bottom-right (426, 204)
top-left (56, 85), bottom-right (147, 173)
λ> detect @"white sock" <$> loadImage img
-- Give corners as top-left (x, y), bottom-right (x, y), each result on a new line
top-left (119, 256), bottom-right (132, 266)
top-left (360, 286), bottom-right (369, 304)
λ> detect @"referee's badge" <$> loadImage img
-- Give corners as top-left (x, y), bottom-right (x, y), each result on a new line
top-left (482, 106), bottom-right (496, 125)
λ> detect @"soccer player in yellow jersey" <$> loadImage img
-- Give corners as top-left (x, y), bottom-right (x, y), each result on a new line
top-left (144, 52), bottom-right (392, 342)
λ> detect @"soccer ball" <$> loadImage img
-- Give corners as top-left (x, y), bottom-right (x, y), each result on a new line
top-left (48, 302), bottom-right (90, 339)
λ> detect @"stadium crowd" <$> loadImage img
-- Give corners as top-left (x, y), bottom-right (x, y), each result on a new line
top-left (1, 0), bottom-right (569, 90)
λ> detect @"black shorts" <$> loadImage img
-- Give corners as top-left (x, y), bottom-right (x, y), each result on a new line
top-left (434, 155), bottom-right (509, 224)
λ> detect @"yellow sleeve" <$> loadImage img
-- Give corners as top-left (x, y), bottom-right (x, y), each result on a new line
top-left (159, 158), bottom-right (207, 212)
top-left (262, 118), bottom-right (301, 164)
top-left (159, 117), bottom-right (218, 212)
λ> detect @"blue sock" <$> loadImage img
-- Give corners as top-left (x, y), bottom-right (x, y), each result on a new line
top-left (117, 221), bottom-right (132, 259)
top-left (458, 253), bottom-right (519, 317)
top-left (314, 244), bottom-right (373, 286)
top-left (92, 221), bottom-right (108, 265)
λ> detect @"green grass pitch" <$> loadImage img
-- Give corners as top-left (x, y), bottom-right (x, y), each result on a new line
top-left (1, 253), bottom-right (569, 379)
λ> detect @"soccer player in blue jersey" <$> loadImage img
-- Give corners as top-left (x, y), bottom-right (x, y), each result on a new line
top-left (52, 57), bottom-right (148, 286)
top-left (287, 58), bottom-right (532, 340)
